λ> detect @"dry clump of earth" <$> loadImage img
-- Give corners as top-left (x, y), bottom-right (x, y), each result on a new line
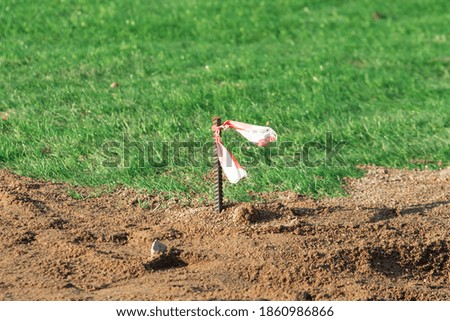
top-left (0, 166), bottom-right (449, 300)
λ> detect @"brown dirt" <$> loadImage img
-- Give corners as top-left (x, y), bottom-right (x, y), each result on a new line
top-left (0, 166), bottom-right (449, 301)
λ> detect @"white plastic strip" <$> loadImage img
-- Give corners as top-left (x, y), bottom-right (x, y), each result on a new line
top-left (213, 120), bottom-right (277, 183)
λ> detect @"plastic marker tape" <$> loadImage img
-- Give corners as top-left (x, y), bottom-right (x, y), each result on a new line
top-left (212, 120), bottom-right (277, 184)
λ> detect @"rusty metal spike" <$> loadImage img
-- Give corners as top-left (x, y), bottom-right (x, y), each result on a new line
top-left (213, 116), bottom-right (223, 212)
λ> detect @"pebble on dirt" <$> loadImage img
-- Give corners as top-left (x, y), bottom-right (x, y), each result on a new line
top-left (150, 239), bottom-right (168, 259)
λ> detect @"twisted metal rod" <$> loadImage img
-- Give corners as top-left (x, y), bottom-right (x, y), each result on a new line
top-left (212, 116), bottom-right (223, 212)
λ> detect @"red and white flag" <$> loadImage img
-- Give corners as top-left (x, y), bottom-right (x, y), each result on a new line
top-left (212, 120), bottom-right (277, 184)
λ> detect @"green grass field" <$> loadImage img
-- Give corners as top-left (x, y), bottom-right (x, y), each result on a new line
top-left (0, 0), bottom-right (449, 202)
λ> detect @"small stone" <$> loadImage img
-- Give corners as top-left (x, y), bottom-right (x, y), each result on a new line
top-left (151, 239), bottom-right (167, 259)
top-left (110, 82), bottom-right (119, 88)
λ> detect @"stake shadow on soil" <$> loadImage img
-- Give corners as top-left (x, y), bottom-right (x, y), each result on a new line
top-left (291, 206), bottom-right (345, 217)
top-left (367, 200), bottom-right (450, 222)
top-left (399, 200), bottom-right (450, 215)
top-left (248, 209), bottom-right (283, 223)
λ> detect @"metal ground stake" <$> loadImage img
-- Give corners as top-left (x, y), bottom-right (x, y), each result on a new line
top-left (212, 116), bottom-right (223, 212)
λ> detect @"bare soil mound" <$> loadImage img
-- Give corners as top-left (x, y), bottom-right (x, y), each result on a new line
top-left (0, 166), bottom-right (449, 300)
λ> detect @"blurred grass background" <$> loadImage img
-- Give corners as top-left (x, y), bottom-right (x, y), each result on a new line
top-left (0, 0), bottom-right (449, 202)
